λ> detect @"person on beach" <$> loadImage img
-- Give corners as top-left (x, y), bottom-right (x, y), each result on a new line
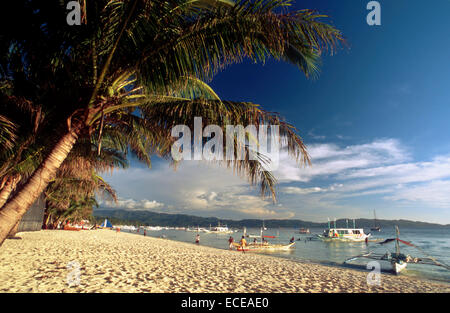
top-left (195, 234), bottom-right (200, 244)
top-left (240, 236), bottom-right (247, 252)
top-left (228, 236), bottom-right (234, 250)
top-left (143, 230), bottom-right (146, 236)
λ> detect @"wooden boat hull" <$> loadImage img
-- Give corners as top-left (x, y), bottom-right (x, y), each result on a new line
top-left (234, 242), bottom-right (295, 252)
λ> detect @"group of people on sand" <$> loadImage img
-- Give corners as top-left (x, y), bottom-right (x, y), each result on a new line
top-left (228, 235), bottom-right (265, 250)
top-left (228, 236), bottom-right (248, 251)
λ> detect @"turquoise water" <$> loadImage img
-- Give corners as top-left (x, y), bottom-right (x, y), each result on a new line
top-left (125, 227), bottom-right (450, 283)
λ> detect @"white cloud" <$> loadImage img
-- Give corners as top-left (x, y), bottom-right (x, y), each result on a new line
top-left (191, 188), bottom-right (295, 219)
top-left (274, 138), bottom-right (410, 183)
top-left (385, 180), bottom-right (450, 208)
top-left (281, 184), bottom-right (343, 195)
top-left (276, 139), bottom-right (450, 221)
top-left (100, 138), bottom-right (450, 222)
top-left (102, 197), bottom-right (164, 210)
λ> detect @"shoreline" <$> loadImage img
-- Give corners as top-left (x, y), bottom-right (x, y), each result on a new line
top-left (0, 229), bottom-right (448, 293)
top-left (124, 228), bottom-right (450, 285)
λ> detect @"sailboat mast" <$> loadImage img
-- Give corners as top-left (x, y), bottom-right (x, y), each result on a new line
top-left (395, 225), bottom-right (400, 255)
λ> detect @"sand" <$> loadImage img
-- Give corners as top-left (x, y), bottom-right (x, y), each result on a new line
top-left (0, 229), bottom-right (448, 293)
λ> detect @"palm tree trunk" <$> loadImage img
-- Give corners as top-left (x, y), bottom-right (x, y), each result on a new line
top-left (7, 221), bottom-right (20, 238)
top-left (0, 179), bottom-right (14, 209)
top-left (0, 174), bottom-right (21, 208)
top-left (0, 128), bottom-right (80, 246)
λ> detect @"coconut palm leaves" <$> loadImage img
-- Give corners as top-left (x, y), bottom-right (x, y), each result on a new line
top-left (44, 139), bottom-right (128, 226)
top-left (0, 115), bottom-right (17, 152)
top-left (0, 0), bottom-right (344, 245)
top-left (93, 0), bottom-right (343, 94)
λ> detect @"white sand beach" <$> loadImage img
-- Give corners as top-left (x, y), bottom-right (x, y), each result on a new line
top-left (0, 229), bottom-right (448, 293)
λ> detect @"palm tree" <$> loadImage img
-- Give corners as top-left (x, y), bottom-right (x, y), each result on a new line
top-left (42, 139), bottom-right (126, 229)
top-left (0, 0), bottom-right (344, 245)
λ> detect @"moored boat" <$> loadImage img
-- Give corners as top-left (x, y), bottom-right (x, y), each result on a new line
top-left (344, 226), bottom-right (450, 275)
top-left (318, 218), bottom-right (370, 242)
top-left (209, 222), bottom-right (234, 234)
top-left (370, 210), bottom-right (381, 232)
top-left (318, 228), bottom-right (370, 242)
top-left (233, 226), bottom-right (295, 252)
top-left (234, 241), bottom-right (295, 252)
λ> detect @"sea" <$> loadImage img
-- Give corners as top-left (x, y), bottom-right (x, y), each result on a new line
top-left (123, 226), bottom-right (450, 284)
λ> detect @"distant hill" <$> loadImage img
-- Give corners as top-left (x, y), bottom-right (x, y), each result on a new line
top-left (93, 209), bottom-right (450, 229)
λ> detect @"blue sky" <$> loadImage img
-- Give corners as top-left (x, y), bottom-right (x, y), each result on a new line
top-left (100, 0), bottom-right (450, 224)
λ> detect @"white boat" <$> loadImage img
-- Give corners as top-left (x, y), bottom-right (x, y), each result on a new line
top-left (186, 226), bottom-right (211, 233)
top-left (318, 228), bottom-right (370, 242)
top-left (318, 218), bottom-right (370, 242)
top-left (146, 226), bottom-right (163, 231)
top-left (208, 222), bottom-right (234, 234)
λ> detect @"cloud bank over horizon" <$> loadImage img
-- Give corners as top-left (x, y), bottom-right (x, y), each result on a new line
top-left (100, 138), bottom-right (450, 224)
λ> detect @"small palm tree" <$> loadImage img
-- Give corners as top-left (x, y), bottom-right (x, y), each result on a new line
top-left (0, 0), bottom-right (344, 245)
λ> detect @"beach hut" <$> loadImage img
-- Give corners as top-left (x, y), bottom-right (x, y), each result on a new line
top-left (7, 193), bottom-right (46, 238)
top-left (99, 219), bottom-right (113, 229)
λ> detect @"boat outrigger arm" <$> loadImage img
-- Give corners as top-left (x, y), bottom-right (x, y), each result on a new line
top-left (344, 226), bottom-right (450, 275)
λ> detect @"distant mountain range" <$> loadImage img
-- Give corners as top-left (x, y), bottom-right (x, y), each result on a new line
top-left (94, 209), bottom-right (450, 229)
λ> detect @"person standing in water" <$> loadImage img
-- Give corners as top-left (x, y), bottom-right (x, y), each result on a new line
top-left (195, 234), bottom-right (200, 244)
top-left (228, 236), bottom-right (234, 250)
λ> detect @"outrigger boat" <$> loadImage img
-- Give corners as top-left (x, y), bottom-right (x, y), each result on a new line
top-left (233, 227), bottom-right (295, 252)
top-left (344, 226), bottom-right (450, 275)
top-left (317, 218), bottom-right (370, 242)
